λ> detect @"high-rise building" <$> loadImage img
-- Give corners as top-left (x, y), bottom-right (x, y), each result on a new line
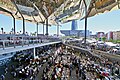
top-left (71, 20), bottom-right (77, 30)
top-left (96, 32), bottom-right (105, 38)
top-left (60, 20), bottom-right (92, 37)
top-left (113, 31), bottom-right (120, 40)
top-left (106, 32), bottom-right (113, 40)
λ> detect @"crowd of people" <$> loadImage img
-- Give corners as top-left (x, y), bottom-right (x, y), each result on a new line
top-left (0, 43), bottom-right (120, 80)
top-left (0, 44), bottom-right (60, 80)
top-left (66, 40), bottom-right (120, 80)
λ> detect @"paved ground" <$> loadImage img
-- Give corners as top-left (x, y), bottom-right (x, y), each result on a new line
top-left (70, 68), bottom-right (78, 80)
top-left (35, 62), bottom-right (49, 80)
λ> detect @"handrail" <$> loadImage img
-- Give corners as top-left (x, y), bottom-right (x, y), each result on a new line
top-left (0, 39), bottom-right (49, 49)
top-left (0, 38), bottom-right (61, 49)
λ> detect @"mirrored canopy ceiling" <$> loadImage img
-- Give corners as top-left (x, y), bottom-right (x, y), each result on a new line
top-left (0, 0), bottom-right (119, 25)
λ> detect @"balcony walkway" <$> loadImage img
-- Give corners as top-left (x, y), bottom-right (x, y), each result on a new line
top-left (0, 41), bottom-right (62, 55)
top-left (63, 43), bottom-right (120, 64)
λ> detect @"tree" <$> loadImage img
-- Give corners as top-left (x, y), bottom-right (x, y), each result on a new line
top-left (109, 38), bottom-right (113, 42)
top-left (1, 28), bottom-right (3, 34)
top-left (117, 40), bottom-right (120, 43)
top-left (102, 37), bottom-right (106, 42)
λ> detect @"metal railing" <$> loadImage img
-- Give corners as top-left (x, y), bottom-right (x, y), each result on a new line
top-left (0, 34), bottom-right (62, 50)
top-left (0, 39), bottom-right (50, 49)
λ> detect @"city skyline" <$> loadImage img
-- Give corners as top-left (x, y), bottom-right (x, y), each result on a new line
top-left (0, 9), bottom-right (120, 35)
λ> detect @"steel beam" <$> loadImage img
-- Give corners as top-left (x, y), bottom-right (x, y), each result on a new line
top-left (27, 0), bottom-right (44, 22)
top-left (31, 13), bottom-right (37, 22)
top-left (33, 4), bottom-right (44, 22)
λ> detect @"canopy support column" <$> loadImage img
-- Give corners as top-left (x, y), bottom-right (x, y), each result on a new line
top-left (43, 23), bottom-right (44, 35)
top-left (36, 23), bottom-right (38, 36)
top-left (57, 25), bottom-right (59, 36)
top-left (12, 0), bottom-right (25, 34)
top-left (31, 12), bottom-right (39, 36)
top-left (10, 14), bottom-right (16, 34)
top-left (83, 0), bottom-right (88, 46)
top-left (33, 48), bottom-right (36, 59)
top-left (12, 16), bottom-right (16, 34)
top-left (13, 17), bottom-right (16, 34)
top-left (23, 19), bottom-right (25, 35)
top-left (10, 14), bottom-right (16, 48)
top-left (45, 19), bottom-right (48, 35)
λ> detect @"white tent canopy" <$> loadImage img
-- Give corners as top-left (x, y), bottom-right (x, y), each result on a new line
top-left (105, 42), bottom-right (117, 47)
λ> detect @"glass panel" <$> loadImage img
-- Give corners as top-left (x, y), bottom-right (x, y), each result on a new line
top-left (15, 0), bottom-right (65, 18)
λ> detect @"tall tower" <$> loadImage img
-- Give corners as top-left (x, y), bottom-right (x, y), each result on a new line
top-left (71, 20), bottom-right (77, 30)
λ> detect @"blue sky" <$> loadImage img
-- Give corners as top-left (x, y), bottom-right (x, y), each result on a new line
top-left (0, 9), bottom-right (120, 35)
top-left (78, 9), bottom-right (120, 34)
